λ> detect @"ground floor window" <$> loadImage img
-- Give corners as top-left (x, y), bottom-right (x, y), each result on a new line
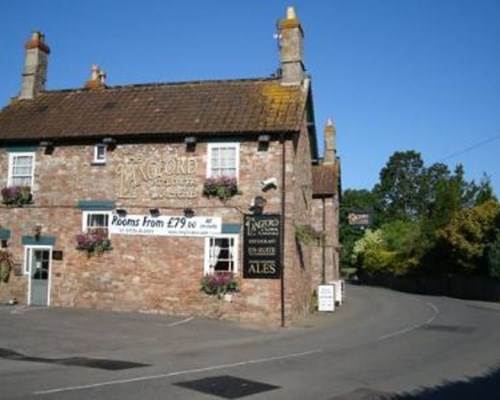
top-left (82, 211), bottom-right (111, 236)
top-left (204, 235), bottom-right (238, 274)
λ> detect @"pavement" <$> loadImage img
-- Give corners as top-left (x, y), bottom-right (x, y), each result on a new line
top-left (1, 285), bottom-right (500, 399)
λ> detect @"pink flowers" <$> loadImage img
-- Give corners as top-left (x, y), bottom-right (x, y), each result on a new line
top-left (200, 272), bottom-right (238, 297)
top-left (203, 176), bottom-right (239, 201)
top-left (1, 186), bottom-right (32, 207)
top-left (75, 229), bottom-right (112, 255)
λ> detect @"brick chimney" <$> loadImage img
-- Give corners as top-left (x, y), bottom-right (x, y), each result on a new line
top-left (323, 118), bottom-right (337, 164)
top-left (277, 6), bottom-right (305, 85)
top-left (84, 65), bottom-right (107, 90)
top-left (19, 31), bottom-right (50, 100)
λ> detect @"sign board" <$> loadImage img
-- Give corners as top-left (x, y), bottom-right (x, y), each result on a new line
top-left (318, 284), bottom-right (335, 312)
top-left (347, 211), bottom-right (372, 227)
top-left (243, 214), bottom-right (281, 279)
top-left (109, 214), bottom-right (221, 237)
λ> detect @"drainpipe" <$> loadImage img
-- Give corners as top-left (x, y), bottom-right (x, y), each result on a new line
top-left (280, 135), bottom-right (286, 328)
top-left (322, 197), bottom-right (326, 284)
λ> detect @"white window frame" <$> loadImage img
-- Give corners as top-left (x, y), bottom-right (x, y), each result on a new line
top-left (7, 152), bottom-right (35, 187)
top-left (206, 143), bottom-right (240, 180)
top-left (204, 234), bottom-right (239, 275)
top-left (82, 211), bottom-right (111, 237)
top-left (93, 144), bottom-right (107, 164)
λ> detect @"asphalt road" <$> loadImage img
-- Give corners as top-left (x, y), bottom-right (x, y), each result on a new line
top-left (1, 285), bottom-right (499, 399)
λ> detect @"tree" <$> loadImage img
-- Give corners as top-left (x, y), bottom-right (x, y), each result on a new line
top-left (373, 151), bottom-right (425, 222)
top-left (488, 231), bottom-right (500, 279)
top-left (437, 200), bottom-right (500, 275)
top-left (475, 174), bottom-right (497, 205)
top-left (339, 189), bottom-right (376, 270)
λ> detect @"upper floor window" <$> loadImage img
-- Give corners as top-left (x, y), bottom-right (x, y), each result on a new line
top-left (8, 152), bottom-right (35, 187)
top-left (207, 143), bottom-right (239, 179)
top-left (93, 144), bottom-right (107, 164)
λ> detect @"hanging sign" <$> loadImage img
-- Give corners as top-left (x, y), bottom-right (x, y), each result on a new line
top-left (243, 214), bottom-right (281, 279)
top-left (109, 214), bottom-right (221, 237)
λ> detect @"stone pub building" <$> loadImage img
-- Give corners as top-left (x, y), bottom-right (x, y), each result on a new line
top-left (0, 7), bottom-right (340, 326)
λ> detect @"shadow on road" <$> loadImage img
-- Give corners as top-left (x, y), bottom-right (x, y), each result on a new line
top-left (394, 363), bottom-right (500, 399)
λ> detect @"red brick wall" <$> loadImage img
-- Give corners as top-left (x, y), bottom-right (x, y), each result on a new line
top-left (0, 134), bottom-right (323, 326)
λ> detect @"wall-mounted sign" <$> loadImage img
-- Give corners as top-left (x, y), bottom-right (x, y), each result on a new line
top-left (109, 214), bottom-right (221, 237)
top-left (243, 214), bottom-right (281, 279)
top-left (115, 154), bottom-right (200, 199)
top-left (52, 251), bottom-right (63, 261)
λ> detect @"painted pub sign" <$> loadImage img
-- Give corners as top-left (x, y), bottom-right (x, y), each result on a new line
top-left (243, 214), bottom-right (281, 279)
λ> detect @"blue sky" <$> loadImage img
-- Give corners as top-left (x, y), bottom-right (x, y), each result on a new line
top-left (1, 0), bottom-right (499, 195)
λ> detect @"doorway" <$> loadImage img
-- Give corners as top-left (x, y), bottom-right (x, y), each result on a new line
top-left (26, 247), bottom-right (52, 306)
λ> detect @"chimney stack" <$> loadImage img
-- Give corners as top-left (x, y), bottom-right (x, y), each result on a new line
top-left (323, 118), bottom-right (337, 164)
top-left (277, 6), bottom-right (305, 85)
top-left (19, 31), bottom-right (50, 100)
top-left (84, 65), bottom-right (107, 90)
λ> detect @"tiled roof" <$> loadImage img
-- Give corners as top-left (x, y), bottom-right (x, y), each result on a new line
top-left (312, 163), bottom-right (339, 197)
top-left (0, 78), bottom-right (308, 141)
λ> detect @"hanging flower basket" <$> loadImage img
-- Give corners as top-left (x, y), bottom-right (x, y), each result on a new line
top-left (200, 272), bottom-right (239, 298)
top-left (0, 250), bottom-right (14, 283)
top-left (1, 186), bottom-right (32, 207)
top-left (75, 228), bottom-right (112, 256)
top-left (203, 176), bottom-right (240, 201)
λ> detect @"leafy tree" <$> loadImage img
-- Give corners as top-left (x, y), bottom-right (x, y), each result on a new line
top-left (488, 231), bottom-right (500, 279)
top-left (373, 151), bottom-right (425, 222)
top-left (475, 174), bottom-right (497, 205)
top-left (437, 200), bottom-right (500, 275)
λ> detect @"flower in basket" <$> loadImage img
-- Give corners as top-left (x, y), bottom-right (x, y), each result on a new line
top-left (76, 228), bottom-right (112, 256)
top-left (1, 186), bottom-right (32, 207)
top-left (203, 176), bottom-right (239, 201)
top-left (200, 271), bottom-right (239, 298)
top-left (0, 250), bottom-right (14, 283)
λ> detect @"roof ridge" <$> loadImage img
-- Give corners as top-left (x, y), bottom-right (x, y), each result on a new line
top-left (37, 76), bottom-right (281, 95)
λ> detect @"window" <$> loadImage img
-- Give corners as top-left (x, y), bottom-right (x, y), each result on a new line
top-left (207, 143), bottom-right (239, 178)
top-left (204, 235), bottom-right (238, 274)
top-left (93, 144), bottom-right (107, 164)
top-left (82, 211), bottom-right (110, 236)
top-left (8, 152), bottom-right (35, 187)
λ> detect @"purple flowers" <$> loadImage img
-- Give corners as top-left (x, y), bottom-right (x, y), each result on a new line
top-left (76, 229), bottom-right (112, 255)
top-left (1, 186), bottom-right (32, 207)
top-left (200, 272), bottom-right (238, 297)
top-left (203, 176), bottom-right (239, 201)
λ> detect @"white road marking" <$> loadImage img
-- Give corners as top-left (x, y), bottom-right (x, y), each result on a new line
top-left (166, 316), bottom-right (194, 327)
top-left (378, 301), bottom-right (440, 341)
top-left (34, 349), bottom-right (322, 395)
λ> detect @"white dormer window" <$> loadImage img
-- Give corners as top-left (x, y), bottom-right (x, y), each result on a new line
top-left (93, 144), bottom-right (107, 164)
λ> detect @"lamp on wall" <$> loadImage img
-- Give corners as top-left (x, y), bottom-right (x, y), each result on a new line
top-left (258, 134), bottom-right (270, 151)
top-left (116, 208), bottom-right (127, 217)
top-left (250, 196), bottom-right (266, 215)
top-left (33, 224), bottom-right (42, 240)
top-left (149, 208), bottom-right (160, 217)
top-left (184, 136), bottom-right (197, 152)
top-left (39, 140), bottom-right (54, 155)
top-left (102, 137), bottom-right (117, 150)
top-left (183, 208), bottom-right (195, 218)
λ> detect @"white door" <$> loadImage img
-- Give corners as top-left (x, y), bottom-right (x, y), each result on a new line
top-left (27, 247), bottom-right (52, 306)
